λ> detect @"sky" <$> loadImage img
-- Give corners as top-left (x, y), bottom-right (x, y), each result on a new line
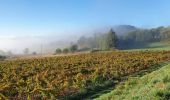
top-left (0, 0), bottom-right (170, 53)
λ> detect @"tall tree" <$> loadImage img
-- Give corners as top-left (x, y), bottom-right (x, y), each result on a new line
top-left (106, 29), bottom-right (118, 50)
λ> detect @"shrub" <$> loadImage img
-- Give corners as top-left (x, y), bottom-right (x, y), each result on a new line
top-left (0, 55), bottom-right (6, 61)
top-left (55, 48), bottom-right (62, 54)
top-left (69, 44), bottom-right (78, 53)
top-left (63, 48), bottom-right (69, 53)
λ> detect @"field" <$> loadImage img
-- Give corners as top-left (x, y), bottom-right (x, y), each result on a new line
top-left (145, 42), bottom-right (170, 50)
top-left (96, 63), bottom-right (170, 100)
top-left (122, 42), bottom-right (170, 52)
top-left (0, 51), bottom-right (170, 99)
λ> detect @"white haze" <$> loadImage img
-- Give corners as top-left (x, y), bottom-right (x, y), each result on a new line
top-left (0, 26), bottom-right (113, 55)
top-left (0, 35), bottom-right (77, 54)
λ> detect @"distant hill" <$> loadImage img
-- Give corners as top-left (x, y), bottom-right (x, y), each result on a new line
top-left (113, 25), bottom-right (137, 36)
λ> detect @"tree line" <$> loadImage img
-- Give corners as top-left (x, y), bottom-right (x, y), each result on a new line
top-left (55, 26), bottom-right (170, 54)
top-left (119, 26), bottom-right (170, 49)
top-left (77, 26), bottom-right (170, 50)
top-left (77, 29), bottom-right (118, 51)
top-left (55, 44), bottom-right (78, 54)
top-left (55, 29), bottom-right (118, 54)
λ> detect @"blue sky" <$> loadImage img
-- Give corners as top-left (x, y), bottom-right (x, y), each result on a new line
top-left (0, 0), bottom-right (170, 36)
top-left (0, 0), bottom-right (170, 52)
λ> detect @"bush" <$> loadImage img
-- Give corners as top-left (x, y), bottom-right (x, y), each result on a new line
top-left (69, 44), bottom-right (78, 53)
top-left (32, 52), bottom-right (37, 55)
top-left (0, 55), bottom-right (6, 61)
top-left (55, 48), bottom-right (62, 54)
top-left (63, 48), bottom-right (69, 54)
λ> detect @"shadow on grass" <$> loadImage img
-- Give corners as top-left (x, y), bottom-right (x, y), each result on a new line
top-left (62, 80), bottom-right (117, 100)
top-left (62, 62), bottom-right (169, 100)
top-left (130, 62), bottom-right (169, 77)
top-left (91, 62), bottom-right (169, 99)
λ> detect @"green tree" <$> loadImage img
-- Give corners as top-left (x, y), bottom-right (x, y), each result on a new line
top-left (70, 44), bottom-right (78, 52)
top-left (55, 48), bottom-right (62, 54)
top-left (98, 35), bottom-right (108, 50)
top-left (63, 48), bottom-right (69, 53)
top-left (106, 29), bottom-right (118, 49)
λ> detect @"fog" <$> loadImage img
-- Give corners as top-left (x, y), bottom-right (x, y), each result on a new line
top-left (0, 24), bottom-right (139, 55)
top-left (1, 0), bottom-right (169, 55)
top-left (0, 35), bottom-right (77, 54)
top-left (0, 26), bottom-right (109, 55)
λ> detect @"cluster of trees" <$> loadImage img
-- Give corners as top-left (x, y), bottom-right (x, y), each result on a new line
top-left (0, 55), bottom-right (6, 61)
top-left (77, 29), bottom-right (118, 51)
top-left (23, 48), bottom-right (37, 55)
top-left (55, 44), bottom-right (78, 54)
top-left (77, 26), bottom-right (170, 50)
top-left (119, 26), bottom-right (170, 49)
top-left (55, 29), bottom-right (118, 54)
top-left (122, 27), bottom-right (163, 43)
top-left (55, 25), bottom-right (170, 53)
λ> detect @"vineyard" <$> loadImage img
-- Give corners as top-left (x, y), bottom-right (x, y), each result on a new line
top-left (0, 51), bottom-right (170, 99)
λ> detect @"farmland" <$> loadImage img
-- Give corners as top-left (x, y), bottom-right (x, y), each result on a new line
top-left (0, 51), bottom-right (170, 99)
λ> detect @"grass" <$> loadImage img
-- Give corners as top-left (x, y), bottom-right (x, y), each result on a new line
top-left (144, 42), bottom-right (170, 50)
top-left (123, 42), bottom-right (170, 51)
top-left (84, 62), bottom-right (168, 99)
top-left (95, 63), bottom-right (170, 100)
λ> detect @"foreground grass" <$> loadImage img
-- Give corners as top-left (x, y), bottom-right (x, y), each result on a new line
top-left (96, 63), bottom-right (170, 100)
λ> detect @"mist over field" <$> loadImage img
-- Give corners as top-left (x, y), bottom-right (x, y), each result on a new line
top-left (0, 24), bottom-right (168, 55)
top-left (0, 31), bottom-right (84, 54)
top-left (1, 0), bottom-right (170, 100)
top-left (0, 26), bottom-right (112, 54)
top-left (1, 0), bottom-right (170, 55)
top-left (0, 35), bottom-right (74, 54)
